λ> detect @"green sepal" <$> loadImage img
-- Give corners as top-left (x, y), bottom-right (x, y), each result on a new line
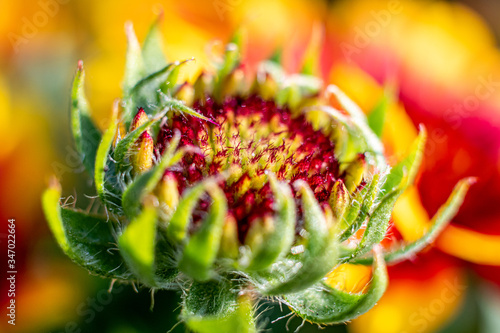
top-left (381, 125), bottom-right (426, 196)
top-left (339, 175), bottom-right (380, 242)
top-left (142, 14), bottom-right (167, 74)
top-left (160, 59), bottom-right (194, 93)
top-left (182, 279), bottom-right (256, 333)
top-left (243, 176), bottom-right (296, 272)
top-left (42, 179), bottom-right (131, 279)
top-left (262, 181), bottom-right (337, 295)
top-left (95, 101), bottom-right (122, 212)
top-left (285, 246), bottom-right (388, 324)
top-left (178, 184), bottom-right (228, 281)
top-left (338, 180), bottom-right (370, 239)
top-left (123, 63), bottom-right (176, 123)
top-left (159, 93), bottom-right (215, 124)
top-left (121, 133), bottom-right (182, 219)
top-left (213, 43), bottom-right (241, 102)
top-left (166, 180), bottom-right (212, 243)
top-left (71, 61), bottom-right (101, 177)
top-left (118, 203), bottom-right (158, 285)
top-left (352, 177), bottom-right (476, 265)
top-left (341, 187), bottom-right (404, 262)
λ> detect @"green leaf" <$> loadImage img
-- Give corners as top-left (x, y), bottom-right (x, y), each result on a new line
top-left (262, 181), bottom-right (337, 295)
top-left (118, 204), bottom-right (157, 285)
top-left (182, 279), bottom-right (256, 333)
top-left (178, 184), bottom-right (228, 281)
top-left (142, 15), bottom-right (167, 74)
top-left (244, 176), bottom-right (296, 271)
top-left (381, 125), bottom-right (427, 196)
top-left (121, 134), bottom-right (183, 219)
top-left (71, 61), bottom-right (101, 177)
top-left (285, 246), bottom-right (388, 324)
top-left (352, 177), bottom-right (476, 265)
top-left (42, 179), bottom-right (131, 279)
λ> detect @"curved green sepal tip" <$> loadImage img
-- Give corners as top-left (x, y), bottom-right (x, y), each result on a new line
top-left (118, 204), bottom-right (158, 285)
top-left (182, 279), bottom-right (256, 333)
top-left (42, 178), bottom-right (131, 279)
top-left (285, 246), bottom-right (388, 324)
top-left (166, 180), bottom-right (211, 243)
top-left (353, 177), bottom-right (476, 265)
top-left (71, 61), bottom-right (101, 177)
top-left (179, 184), bottom-right (228, 281)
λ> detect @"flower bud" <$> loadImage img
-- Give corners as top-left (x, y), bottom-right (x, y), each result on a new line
top-left (130, 107), bottom-right (149, 132)
top-left (156, 172), bottom-right (179, 221)
top-left (131, 131), bottom-right (154, 174)
top-left (329, 180), bottom-right (349, 220)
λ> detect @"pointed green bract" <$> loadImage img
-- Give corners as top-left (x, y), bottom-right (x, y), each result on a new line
top-left (123, 22), bottom-right (146, 95)
top-left (341, 188), bottom-right (403, 262)
top-left (166, 180), bottom-right (212, 243)
top-left (382, 125), bottom-right (427, 195)
top-left (95, 101), bottom-right (120, 209)
top-left (353, 177), bottom-right (476, 265)
top-left (142, 15), bottom-right (167, 74)
top-left (71, 62), bottom-right (101, 177)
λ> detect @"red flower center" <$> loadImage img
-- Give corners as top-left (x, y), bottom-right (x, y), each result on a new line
top-left (156, 96), bottom-right (340, 240)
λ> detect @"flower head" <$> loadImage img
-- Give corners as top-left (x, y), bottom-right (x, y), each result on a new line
top-left (42, 20), bottom-right (473, 332)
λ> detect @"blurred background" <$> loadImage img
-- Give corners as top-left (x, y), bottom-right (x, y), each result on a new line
top-left (1, 0), bottom-right (500, 332)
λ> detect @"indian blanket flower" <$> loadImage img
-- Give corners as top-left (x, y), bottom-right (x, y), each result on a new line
top-left (42, 20), bottom-right (473, 332)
